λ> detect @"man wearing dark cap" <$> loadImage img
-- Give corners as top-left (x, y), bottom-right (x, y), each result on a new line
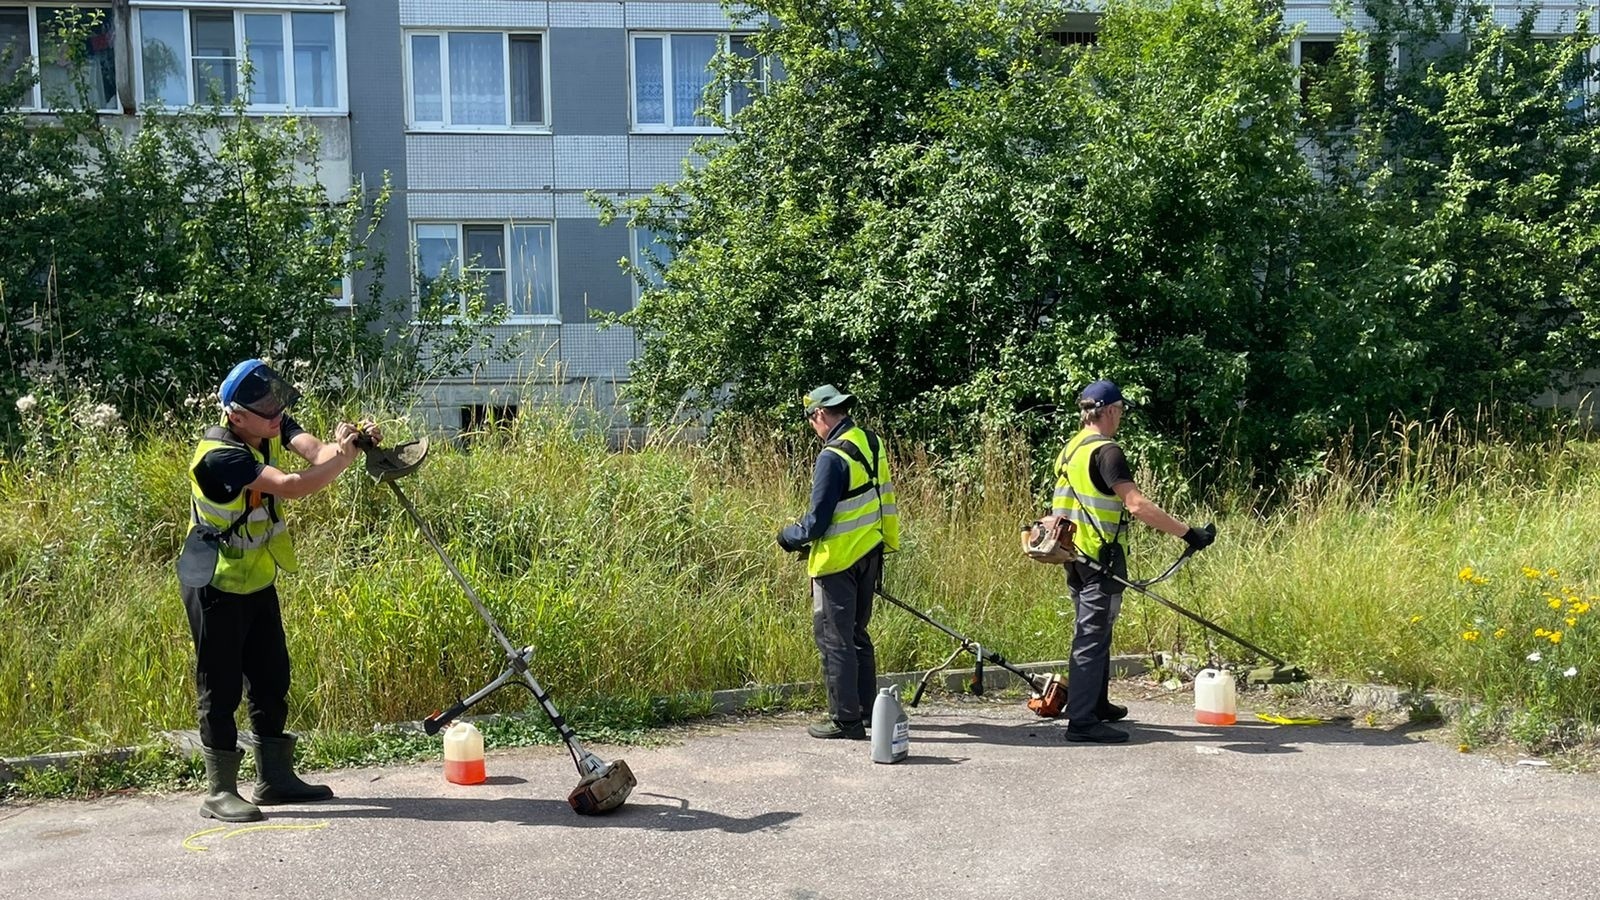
top-left (1053, 379), bottom-right (1214, 743)
top-left (175, 358), bottom-right (378, 821)
top-left (778, 385), bottom-right (900, 739)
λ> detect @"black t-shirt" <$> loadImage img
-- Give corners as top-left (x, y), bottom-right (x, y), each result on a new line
top-left (1087, 442), bottom-right (1134, 496)
top-left (193, 416), bottom-right (306, 505)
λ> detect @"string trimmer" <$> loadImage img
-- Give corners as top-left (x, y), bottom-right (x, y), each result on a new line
top-left (1078, 532), bottom-right (1310, 686)
top-left (360, 436), bottom-right (636, 814)
top-left (874, 589), bottom-right (1068, 717)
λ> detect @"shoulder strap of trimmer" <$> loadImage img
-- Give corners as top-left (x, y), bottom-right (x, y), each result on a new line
top-left (195, 426), bottom-right (260, 541)
top-left (826, 430), bottom-right (881, 501)
top-left (1056, 433), bottom-right (1114, 547)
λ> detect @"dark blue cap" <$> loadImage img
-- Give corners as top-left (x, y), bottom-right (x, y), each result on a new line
top-left (1079, 379), bottom-right (1132, 410)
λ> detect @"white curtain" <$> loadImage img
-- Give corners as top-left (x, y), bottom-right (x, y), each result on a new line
top-left (410, 34), bottom-right (442, 122)
top-left (510, 225), bottom-right (554, 317)
top-left (448, 32), bottom-right (504, 126)
top-left (672, 34), bottom-right (717, 126)
top-left (633, 37), bottom-right (664, 125)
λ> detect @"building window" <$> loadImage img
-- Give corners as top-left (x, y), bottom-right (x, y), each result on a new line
top-left (136, 6), bottom-right (344, 111)
top-left (629, 226), bottom-right (676, 297)
top-left (0, 4), bottom-right (118, 111)
top-left (459, 403), bottom-right (517, 435)
top-left (414, 222), bottom-right (557, 320)
top-left (405, 31), bottom-right (546, 129)
top-left (631, 32), bottom-right (765, 131)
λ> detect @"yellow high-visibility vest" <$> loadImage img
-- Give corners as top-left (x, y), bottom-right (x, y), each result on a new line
top-left (808, 426), bottom-right (900, 577)
top-left (1051, 428), bottom-right (1127, 562)
top-left (186, 425), bottom-right (299, 593)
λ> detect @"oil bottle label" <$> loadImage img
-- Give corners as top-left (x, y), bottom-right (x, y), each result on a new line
top-left (891, 722), bottom-right (910, 755)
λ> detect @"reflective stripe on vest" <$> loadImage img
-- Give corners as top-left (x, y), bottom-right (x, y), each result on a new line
top-left (187, 425), bottom-right (299, 593)
top-left (808, 426), bottom-right (900, 577)
top-left (1051, 428), bottom-right (1126, 561)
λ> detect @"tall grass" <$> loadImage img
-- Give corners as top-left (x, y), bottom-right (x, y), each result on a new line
top-left (1, 397), bottom-right (1597, 756)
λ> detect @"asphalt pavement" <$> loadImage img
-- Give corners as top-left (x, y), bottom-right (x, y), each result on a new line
top-left (1, 696), bottom-right (1593, 900)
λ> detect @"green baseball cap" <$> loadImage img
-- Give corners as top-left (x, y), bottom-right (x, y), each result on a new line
top-left (803, 384), bottom-right (854, 415)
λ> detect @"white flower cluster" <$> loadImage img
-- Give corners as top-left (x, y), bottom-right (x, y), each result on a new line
top-left (15, 394), bottom-right (37, 414)
top-left (78, 402), bottom-right (121, 430)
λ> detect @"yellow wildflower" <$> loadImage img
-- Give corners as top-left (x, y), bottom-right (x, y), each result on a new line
top-left (1548, 631), bottom-right (1563, 644)
top-left (1547, 568), bottom-right (1560, 579)
top-left (1493, 628), bottom-right (1507, 639)
top-left (1522, 566), bottom-right (1542, 580)
top-left (1535, 628), bottom-right (1549, 637)
top-left (1548, 598), bottom-right (1563, 609)
top-left (1409, 615), bottom-right (1423, 624)
top-left (1576, 602), bottom-right (1591, 615)
top-left (1458, 566), bottom-right (1475, 583)
top-left (1461, 630), bottom-right (1480, 641)
top-left (1566, 617), bottom-right (1577, 628)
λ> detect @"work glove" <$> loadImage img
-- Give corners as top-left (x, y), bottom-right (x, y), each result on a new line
top-left (776, 530), bottom-right (801, 553)
top-left (1181, 523), bottom-right (1217, 552)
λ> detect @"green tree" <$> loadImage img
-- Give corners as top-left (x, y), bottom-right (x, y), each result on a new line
top-left (0, 11), bottom-right (511, 433)
top-left (610, 0), bottom-right (1599, 487)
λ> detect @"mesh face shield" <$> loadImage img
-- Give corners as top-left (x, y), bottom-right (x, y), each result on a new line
top-left (220, 360), bottom-right (301, 418)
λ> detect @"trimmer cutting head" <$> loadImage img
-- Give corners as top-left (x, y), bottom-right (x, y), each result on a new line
top-left (363, 436), bottom-right (429, 483)
top-left (1245, 665), bottom-right (1311, 686)
top-left (568, 758), bottom-right (636, 815)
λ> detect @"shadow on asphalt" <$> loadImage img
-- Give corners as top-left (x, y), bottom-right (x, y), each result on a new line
top-left (269, 791), bottom-right (801, 833)
top-left (908, 715), bottom-right (1433, 754)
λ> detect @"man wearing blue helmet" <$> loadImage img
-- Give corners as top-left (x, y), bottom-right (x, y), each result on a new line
top-left (1052, 379), bottom-right (1214, 744)
top-left (175, 358), bottom-right (379, 822)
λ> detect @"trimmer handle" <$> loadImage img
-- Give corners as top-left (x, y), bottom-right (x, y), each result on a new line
top-left (423, 697), bottom-right (471, 735)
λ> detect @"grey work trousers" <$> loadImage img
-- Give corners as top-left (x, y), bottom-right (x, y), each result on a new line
top-left (811, 545), bottom-right (883, 723)
top-left (1065, 544), bottom-right (1127, 725)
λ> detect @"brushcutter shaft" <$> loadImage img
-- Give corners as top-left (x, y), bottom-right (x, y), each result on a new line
top-left (876, 589), bottom-right (1047, 693)
top-left (386, 481), bottom-right (521, 661)
top-left (1083, 555), bottom-right (1290, 666)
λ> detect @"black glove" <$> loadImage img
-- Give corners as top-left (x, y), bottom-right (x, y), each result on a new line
top-left (1181, 523), bottom-right (1217, 552)
top-left (776, 530), bottom-right (801, 553)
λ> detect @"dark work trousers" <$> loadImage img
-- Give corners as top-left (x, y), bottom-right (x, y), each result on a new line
top-left (811, 545), bottom-right (884, 723)
top-left (1065, 543), bottom-right (1128, 725)
top-left (180, 582), bottom-right (292, 751)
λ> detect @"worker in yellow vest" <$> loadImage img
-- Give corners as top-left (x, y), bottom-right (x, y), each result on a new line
top-left (777, 385), bottom-right (900, 739)
top-left (1054, 379), bottom-right (1214, 743)
top-left (175, 359), bottom-right (379, 822)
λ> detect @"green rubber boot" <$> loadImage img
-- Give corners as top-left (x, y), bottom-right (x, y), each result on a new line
top-left (200, 746), bottom-right (263, 822)
top-left (252, 733), bottom-right (334, 805)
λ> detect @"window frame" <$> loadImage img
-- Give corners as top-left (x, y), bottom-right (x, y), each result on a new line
top-left (1, 2), bottom-right (119, 112)
top-left (131, 5), bottom-right (347, 114)
top-left (411, 220), bottom-right (560, 324)
top-left (402, 28), bottom-right (551, 132)
top-left (629, 31), bottom-right (765, 134)
top-left (629, 224), bottom-right (677, 307)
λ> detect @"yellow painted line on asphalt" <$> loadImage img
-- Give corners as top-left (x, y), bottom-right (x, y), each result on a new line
top-left (182, 821), bottom-right (327, 852)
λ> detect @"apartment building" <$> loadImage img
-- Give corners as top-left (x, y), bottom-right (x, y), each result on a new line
top-left (3, 1), bottom-right (1594, 432)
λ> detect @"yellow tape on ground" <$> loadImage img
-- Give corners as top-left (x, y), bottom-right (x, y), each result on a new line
top-left (1255, 712), bottom-right (1324, 726)
top-left (182, 821), bottom-right (327, 852)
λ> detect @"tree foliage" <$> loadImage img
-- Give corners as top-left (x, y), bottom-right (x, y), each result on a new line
top-left (611, 0), bottom-right (1600, 486)
top-left (0, 11), bottom-right (510, 435)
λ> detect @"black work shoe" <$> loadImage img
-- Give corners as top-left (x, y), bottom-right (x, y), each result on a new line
top-left (807, 719), bottom-right (867, 740)
top-left (1064, 722), bottom-right (1130, 744)
top-left (1095, 702), bottom-right (1129, 723)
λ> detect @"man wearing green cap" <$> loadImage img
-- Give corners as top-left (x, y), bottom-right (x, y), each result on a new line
top-left (176, 359), bottom-right (379, 821)
top-left (778, 385), bottom-right (900, 739)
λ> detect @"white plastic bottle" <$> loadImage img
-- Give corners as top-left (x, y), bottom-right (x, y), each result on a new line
top-left (871, 686), bottom-right (910, 763)
top-left (1194, 669), bottom-right (1238, 725)
top-left (443, 721), bottom-right (486, 784)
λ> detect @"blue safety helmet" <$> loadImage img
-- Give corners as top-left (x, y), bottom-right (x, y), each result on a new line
top-left (219, 359), bottom-right (300, 417)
